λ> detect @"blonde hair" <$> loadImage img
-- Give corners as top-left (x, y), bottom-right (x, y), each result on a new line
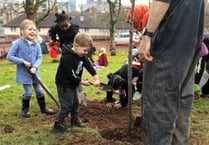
top-left (20, 19), bottom-right (38, 42)
top-left (74, 32), bottom-right (93, 48)
top-left (99, 47), bottom-right (106, 56)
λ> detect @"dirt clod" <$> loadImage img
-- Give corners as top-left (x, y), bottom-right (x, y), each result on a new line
top-left (4, 124), bottom-right (15, 133)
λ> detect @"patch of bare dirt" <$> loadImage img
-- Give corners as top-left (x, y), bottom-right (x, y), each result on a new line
top-left (79, 100), bottom-right (144, 145)
top-left (36, 100), bottom-right (204, 145)
top-left (44, 100), bottom-right (144, 144)
top-left (4, 124), bottom-right (15, 133)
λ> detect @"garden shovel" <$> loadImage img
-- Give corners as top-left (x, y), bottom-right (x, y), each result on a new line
top-left (89, 81), bottom-right (113, 91)
top-left (25, 66), bottom-right (60, 108)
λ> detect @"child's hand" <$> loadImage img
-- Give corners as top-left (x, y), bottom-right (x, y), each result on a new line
top-left (30, 67), bottom-right (37, 74)
top-left (93, 75), bottom-right (100, 87)
top-left (93, 80), bottom-right (100, 87)
top-left (114, 103), bottom-right (122, 109)
top-left (23, 61), bottom-right (31, 67)
top-left (81, 80), bottom-right (91, 86)
top-left (105, 103), bottom-right (113, 111)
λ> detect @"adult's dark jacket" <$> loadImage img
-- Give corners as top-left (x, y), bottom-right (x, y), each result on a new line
top-left (55, 43), bottom-right (96, 88)
top-left (49, 23), bottom-right (79, 48)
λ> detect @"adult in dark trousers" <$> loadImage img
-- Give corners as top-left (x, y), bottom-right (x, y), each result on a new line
top-left (138, 0), bottom-right (206, 144)
top-left (48, 11), bottom-right (79, 49)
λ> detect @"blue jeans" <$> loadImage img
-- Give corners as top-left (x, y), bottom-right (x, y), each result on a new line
top-left (23, 83), bottom-right (44, 99)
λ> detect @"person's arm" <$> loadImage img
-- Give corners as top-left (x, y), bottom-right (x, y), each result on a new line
top-left (33, 45), bottom-right (42, 69)
top-left (139, 0), bottom-right (170, 61)
top-left (205, 0), bottom-right (208, 10)
top-left (7, 40), bottom-right (26, 64)
top-left (105, 91), bottom-right (114, 110)
top-left (49, 26), bottom-right (58, 43)
top-left (83, 55), bottom-right (97, 76)
top-left (83, 55), bottom-right (100, 86)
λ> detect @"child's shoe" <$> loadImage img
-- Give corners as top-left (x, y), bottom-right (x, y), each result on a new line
top-left (37, 96), bottom-right (55, 115)
top-left (71, 116), bottom-right (86, 128)
top-left (53, 120), bottom-right (70, 132)
top-left (22, 98), bottom-right (30, 117)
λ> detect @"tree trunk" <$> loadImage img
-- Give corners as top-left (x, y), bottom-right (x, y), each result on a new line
top-left (23, 0), bottom-right (53, 24)
top-left (109, 21), bottom-right (116, 55)
top-left (108, 0), bottom-right (116, 55)
top-left (107, 0), bottom-right (121, 56)
top-left (128, 0), bottom-right (135, 133)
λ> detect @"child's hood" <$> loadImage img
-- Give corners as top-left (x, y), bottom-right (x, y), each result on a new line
top-left (62, 43), bottom-right (75, 55)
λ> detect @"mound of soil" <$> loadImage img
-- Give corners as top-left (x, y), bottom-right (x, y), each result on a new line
top-left (44, 100), bottom-right (144, 144)
top-left (79, 100), bottom-right (144, 144)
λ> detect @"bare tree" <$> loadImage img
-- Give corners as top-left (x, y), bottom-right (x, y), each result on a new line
top-left (127, 0), bottom-right (135, 133)
top-left (23, 0), bottom-right (56, 24)
top-left (107, 0), bottom-right (122, 55)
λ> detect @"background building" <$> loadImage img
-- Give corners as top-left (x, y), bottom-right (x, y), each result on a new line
top-left (0, 0), bottom-right (23, 40)
top-left (69, 0), bottom-right (76, 11)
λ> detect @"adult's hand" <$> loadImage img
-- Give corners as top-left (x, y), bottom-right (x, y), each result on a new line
top-left (138, 35), bottom-right (153, 62)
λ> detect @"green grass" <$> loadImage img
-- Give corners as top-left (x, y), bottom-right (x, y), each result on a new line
top-left (1, 50), bottom-right (209, 144)
top-left (0, 50), bottom-right (128, 145)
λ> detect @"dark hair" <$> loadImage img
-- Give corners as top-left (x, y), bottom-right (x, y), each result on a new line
top-left (54, 11), bottom-right (72, 23)
top-left (108, 74), bottom-right (125, 90)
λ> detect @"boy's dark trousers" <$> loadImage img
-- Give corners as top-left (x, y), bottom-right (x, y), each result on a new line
top-left (55, 85), bottom-right (85, 128)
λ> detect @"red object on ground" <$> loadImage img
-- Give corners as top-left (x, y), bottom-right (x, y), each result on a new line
top-left (50, 43), bottom-right (58, 58)
top-left (98, 53), bottom-right (108, 67)
top-left (126, 4), bottom-right (149, 31)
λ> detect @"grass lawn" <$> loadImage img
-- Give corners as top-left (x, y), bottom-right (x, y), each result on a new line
top-left (0, 50), bottom-right (209, 144)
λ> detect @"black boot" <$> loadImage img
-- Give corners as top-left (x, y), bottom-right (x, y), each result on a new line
top-left (37, 96), bottom-right (55, 115)
top-left (22, 98), bottom-right (30, 117)
top-left (71, 116), bottom-right (86, 128)
top-left (53, 120), bottom-right (70, 132)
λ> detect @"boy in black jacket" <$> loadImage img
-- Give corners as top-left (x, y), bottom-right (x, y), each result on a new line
top-left (53, 33), bottom-right (100, 132)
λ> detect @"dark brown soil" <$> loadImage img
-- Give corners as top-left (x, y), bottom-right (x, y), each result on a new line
top-left (3, 99), bottom-right (204, 144)
top-left (79, 100), bottom-right (144, 145)
top-left (4, 124), bottom-right (15, 133)
top-left (43, 100), bottom-right (144, 144)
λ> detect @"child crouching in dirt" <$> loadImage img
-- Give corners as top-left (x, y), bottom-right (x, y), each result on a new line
top-left (105, 64), bottom-right (143, 110)
top-left (7, 19), bottom-right (55, 117)
top-left (53, 32), bottom-right (100, 132)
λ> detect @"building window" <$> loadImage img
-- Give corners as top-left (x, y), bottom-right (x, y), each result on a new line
top-left (41, 3), bottom-right (47, 11)
top-left (11, 27), bottom-right (16, 32)
top-left (99, 29), bottom-right (106, 33)
top-left (84, 28), bottom-right (89, 33)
